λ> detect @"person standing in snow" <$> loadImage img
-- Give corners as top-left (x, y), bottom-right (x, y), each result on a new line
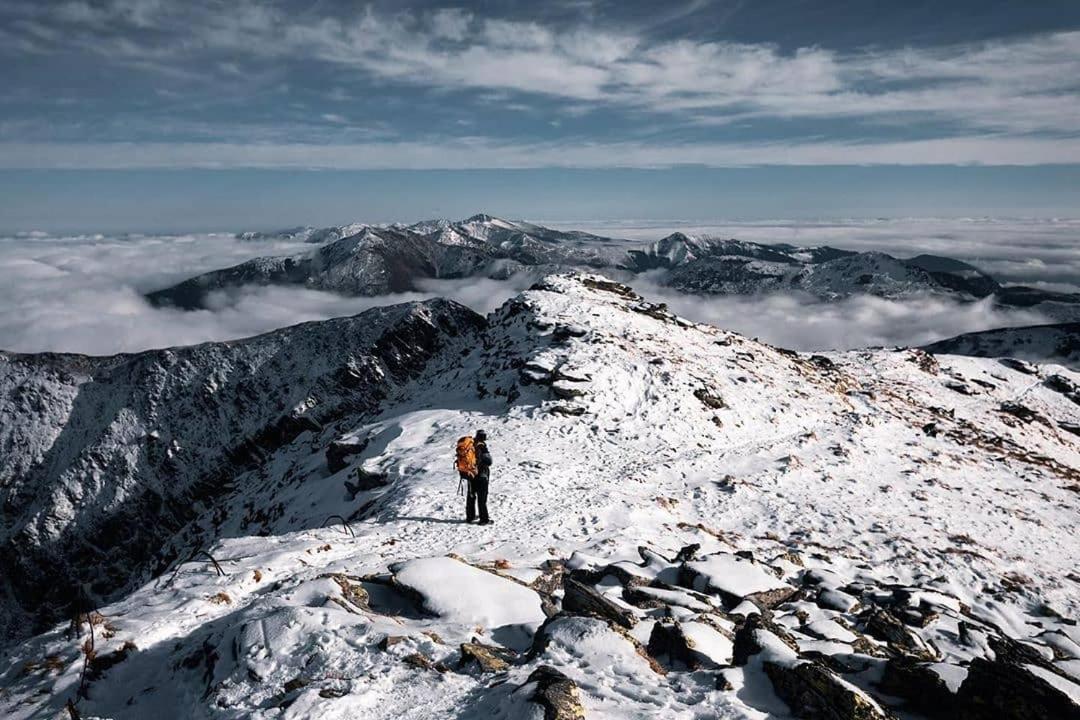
top-left (468, 430), bottom-right (493, 525)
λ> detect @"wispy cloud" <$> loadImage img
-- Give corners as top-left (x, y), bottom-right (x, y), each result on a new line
top-left (3, 135), bottom-right (1079, 170)
top-left (1, 2), bottom-right (1079, 167)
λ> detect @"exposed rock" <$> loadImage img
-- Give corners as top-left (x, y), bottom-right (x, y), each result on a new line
top-left (525, 665), bottom-right (587, 720)
top-left (343, 468), bottom-right (389, 498)
top-left (878, 657), bottom-right (958, 718)
top-left (999, 357), bottom-right (1039, 375)
top-left (863, 610), bottom-right (938, 661)
top-left (580, 277), bottom-right (638, 298)
top-left (694, 388), bottom-right (726, 410)
top-left (763, 660), bottom-right (897, 720)
top-left (647, 619), bottom-right (732, 670)
top-left (945, 381), bottom-right (976, 395)
top-left (562, 576), bottom-right (638, 628)
top-left (674, 544), bottom-right (702, 562)
top-left (648, 621), bottom-right (704, 670)
top-left (816, 588), bottom-right (861, 613)
top-left (567, 555), bottom-right (653, 590)
top-left (531, 559), bottom-right (566, 598)
top-left (1060, 421), bottom-right (1080, 437)
top-left (747, 586), bottom-right (802, 611)
top-left (378, 635), bottom-right (406, 650)
top-left (321, 573), bottom-right (371, 612)
top-left (732, 614), bottom-right (800, 666)
top-left (907, 349), bottom-right (940, 375)
top-left (1044, 374), bottom-right (1080, 405)
top-left (459, 641), bottom-right (513, 673)
top-left (552, 381), bottom-right (588, 399)
top-left (955, 655), bottom-right (1080, 719)
top-left (552, 324), bottom-right (590, 342)
top-left (403, 651), bottom-right (444, 677)
top-left (326, 437), bottom-right (369, 474)
top-left (86, 640), bottom-right (138, 682)
top-left (553, 365), bottom-right (591, 383)
top-left (998, 401), bottom-right (1050, 426)
top-left (680, 553), bottom-right (794, 609)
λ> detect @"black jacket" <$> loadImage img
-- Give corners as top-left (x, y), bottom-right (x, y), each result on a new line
top-left (475, 441), bottom-right (492, 482)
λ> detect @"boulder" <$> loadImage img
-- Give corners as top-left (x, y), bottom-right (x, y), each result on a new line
top-left (647, 619), bottom-right (733, 670)
top-left (694, 388), bottom-right (726, 410)
top-left (732, 614), bottom-right (800, 666)
top-left (863, 610), bottom-right (938, 661)
top-left (680, 553), bottom-right (795, 610)
top-left (552, 381), bottom-right (588, 400)
top-left (955, 656), bottom-right (1080, 719)
top-left (562, 576), bottom-right (638, 629)
top-left (878, 657), bottom-right (959, 719)
top-left (525, 665), bottom-right (587, 720)
top-left (326, 437), bottom-right (369, 474)
top-left (763, 660), bottom-right (897, 720)
top-left (459, 641), bottom-right (513, 673)
top-left (1044, 374), bottom-right (1080, 405)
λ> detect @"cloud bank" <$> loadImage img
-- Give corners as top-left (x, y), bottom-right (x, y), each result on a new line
top-left (561, 217), bottom-right (1080, 292)
top-left (0, 220), bottom-right (1065, 357)
top-left (636, 282), bottom-right (1049, 352)
top-left (0, 233), bottom-right (536, 355)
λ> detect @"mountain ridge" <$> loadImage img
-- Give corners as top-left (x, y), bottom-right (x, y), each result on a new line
top-left (0, 298), bottom-right (485, 642)
top-left (146, 215), bottom-right (1080, 322)
top-left (2, 272), bottom-right (1078, 718)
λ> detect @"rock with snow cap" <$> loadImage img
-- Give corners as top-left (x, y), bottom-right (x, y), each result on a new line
top-left (680, 553), bottom-right (796, 609)
top-left (524, 665), bottom-right (586, 720)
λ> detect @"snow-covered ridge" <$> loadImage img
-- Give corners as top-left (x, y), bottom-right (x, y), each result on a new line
top-left (924, 322), bottom-right (1080, 370)
top-left (0, 299), bottom-right (484, 643)
top-left (1, 273), bottom-right (1078, 718)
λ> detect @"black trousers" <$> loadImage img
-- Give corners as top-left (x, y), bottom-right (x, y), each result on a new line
top-left (466, 475), bottom-right (489, 522)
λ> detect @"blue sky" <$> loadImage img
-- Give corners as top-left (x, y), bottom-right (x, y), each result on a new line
top-left (2, 1), bottom-right (1080, 230)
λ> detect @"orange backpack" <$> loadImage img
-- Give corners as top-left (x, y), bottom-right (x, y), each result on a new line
top-left (455, 436), bottom-right (478, 478)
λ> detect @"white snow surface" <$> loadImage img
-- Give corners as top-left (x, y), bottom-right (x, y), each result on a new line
top-left (1, 272), bottom-right (1079, 719)
top-left (685, 554), bottom-right (789, 597)
top-left (390, 556), bottom-right (545, 633)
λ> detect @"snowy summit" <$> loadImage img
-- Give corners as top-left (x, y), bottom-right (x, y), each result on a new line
top-left (1, 273), bottom-right (1078, 719)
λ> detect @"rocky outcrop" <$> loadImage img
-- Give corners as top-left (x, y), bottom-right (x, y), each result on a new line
top-left (863, 610), bottom-right (939, 661)
top-left (763, 661), bottom-right (897, 720)
top-left (561, 577), bottom-right (637, 629)
top-left (952, 636), bottom-right (1080, 720)
top-left (459, 641), bottom-right (513, 673)
top-left (525, 665), bottom-right (587, 720)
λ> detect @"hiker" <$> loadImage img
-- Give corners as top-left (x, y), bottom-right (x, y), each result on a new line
top-left (455, 430), bottom-right (493, 524)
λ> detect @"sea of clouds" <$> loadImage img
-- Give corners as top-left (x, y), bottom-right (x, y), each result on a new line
top-left (0, 218), bottom-right (1074, 356)
top-left (560, 217), bottom-right (1080, 293)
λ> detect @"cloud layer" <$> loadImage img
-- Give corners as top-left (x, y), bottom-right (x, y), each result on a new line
top-left (0, 232), bottom-right (538, 355)
top-left (637, 282), bottom-right (1049, 351)
top-left (561, 217), bottom-right (1080, 292)
top-left (0, 219), bottom-right (1068, 357)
